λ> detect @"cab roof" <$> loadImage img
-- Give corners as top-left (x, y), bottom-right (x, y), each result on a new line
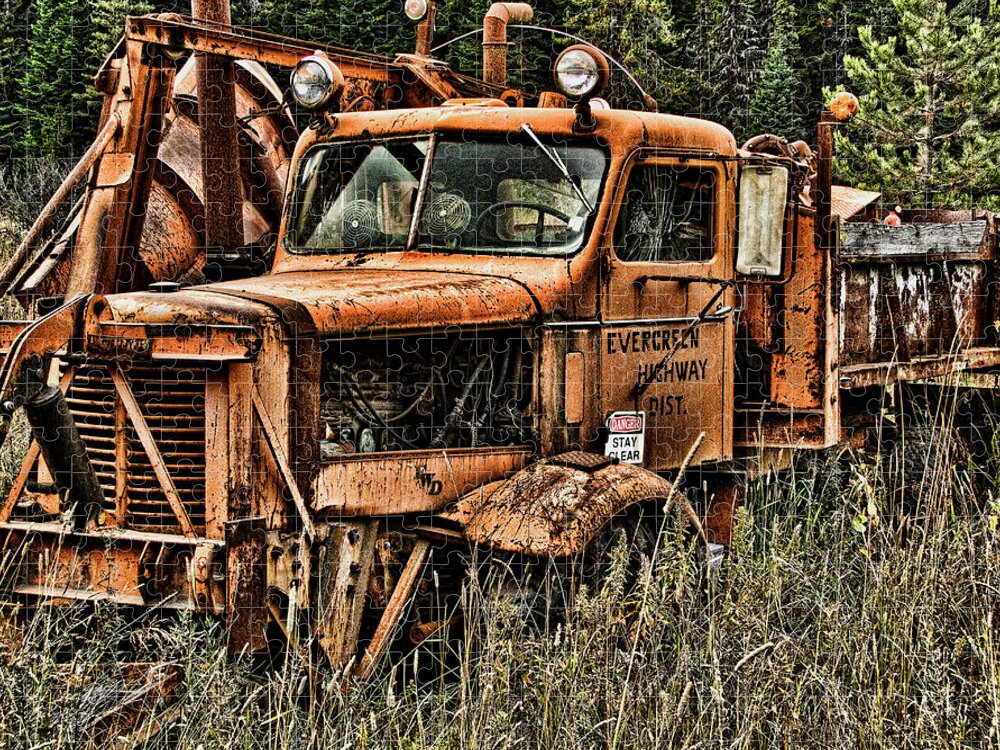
top-left (298, 106), bottom-right (738, 158)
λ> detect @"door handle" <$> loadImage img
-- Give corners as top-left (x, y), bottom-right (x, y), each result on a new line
top-left (634, 275), bottom-right (732, 293)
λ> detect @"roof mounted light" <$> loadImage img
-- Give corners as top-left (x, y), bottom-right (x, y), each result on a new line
top-left (829, 91), bottom-right (860, 122)
top-left (290, 54), bottom-right (345, 111)
top-left (553, 45), bottom-right (609, 100)
top-left (404, 0), bottom-right (428, 20)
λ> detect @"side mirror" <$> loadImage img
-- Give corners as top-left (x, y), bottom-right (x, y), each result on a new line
top-left (736, 164), bottom-right (788, 277)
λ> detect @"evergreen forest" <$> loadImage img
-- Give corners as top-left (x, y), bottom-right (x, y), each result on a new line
top-left (0, 0), bottom-right (998, 207)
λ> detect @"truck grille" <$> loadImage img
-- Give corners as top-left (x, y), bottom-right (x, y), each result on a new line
top-left (66, 363), bottom-right (207, 534)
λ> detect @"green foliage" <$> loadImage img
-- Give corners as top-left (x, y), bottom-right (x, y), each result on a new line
top-left (650, 0), bottom-right (809, 140)
top-left (569, 0), bottom-right (676, 109)
top-left (705, 0), bottom-right (767, 136)
top-left (0, 1), bottom-right (30, 159)
top-left (834, 0), bottom-right (1000, 207)
top-left (0, 0), bottom-right (998, 207)
top-left (747, 0), bottom-right (808, 137)
top-left (16, 0), bottom-right (98, 158)
top-left (243, 0), bottom-right (412, 57)
top-left (237, 0), bottom-right (577, 96)
top-left (87, 0), bottom-right (153, 63)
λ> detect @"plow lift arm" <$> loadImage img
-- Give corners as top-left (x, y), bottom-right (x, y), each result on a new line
top-left (1, 4), bottom-right (532, 313)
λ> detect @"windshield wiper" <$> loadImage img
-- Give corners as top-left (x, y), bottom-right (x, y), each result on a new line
top-left (520, 124), bottom-right (595, 213)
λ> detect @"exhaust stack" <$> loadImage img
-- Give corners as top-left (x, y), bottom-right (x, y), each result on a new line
top-left (483, 3), bottom-right (534, 87)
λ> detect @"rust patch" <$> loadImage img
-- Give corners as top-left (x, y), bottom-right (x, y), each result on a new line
top-left (225, 516), bottom-right (268, 655)
top-left (313, 448), bottom-right (530, 516)
top-left (703, 477), bottom-right (740, 546)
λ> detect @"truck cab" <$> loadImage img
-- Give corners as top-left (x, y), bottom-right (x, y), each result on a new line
top-left (268, 104), bottom-right (739, 471)
top-left (0, 9), bottom-right (830, 668)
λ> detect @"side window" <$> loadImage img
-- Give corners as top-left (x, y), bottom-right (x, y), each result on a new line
top-left (614, 165), bottom-right (716, 263)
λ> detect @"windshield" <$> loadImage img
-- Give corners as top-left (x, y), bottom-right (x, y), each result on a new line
top-left (287, 139), bottom-right (429, 252)
top-left (285, 137), bottom-right (606, 256)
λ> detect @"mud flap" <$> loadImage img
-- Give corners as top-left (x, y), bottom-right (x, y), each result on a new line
top-left (225, 516), bottom-right (268, 656)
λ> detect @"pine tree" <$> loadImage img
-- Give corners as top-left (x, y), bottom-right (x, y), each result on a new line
top-left (247, 0), bottom-right (411, 56)
top-left (17, 0), bottom-right (98, 158)
top-left (88, 0), bottom-right (153, 64)
top-left (0, 0), bottom-right (31, 161)
top-left (746, 0), bottom-right (807, 138)
top-left (704, 0), bottom-right (767, 135)
top-left (242, 0), bottom-right (586, 98)
top-left (834, 0), bottom-right (1000, 207)
top-left (665, 0), bottom-right (724, 120)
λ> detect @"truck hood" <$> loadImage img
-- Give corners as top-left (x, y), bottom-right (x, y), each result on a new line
top-left (95, 269), bottom-right (542, 335)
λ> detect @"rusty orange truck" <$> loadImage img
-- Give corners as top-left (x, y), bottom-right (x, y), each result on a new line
top-left (0, 1), bottom-right (995, 672)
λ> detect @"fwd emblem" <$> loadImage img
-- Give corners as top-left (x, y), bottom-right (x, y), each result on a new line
top-left (415, 467), bottom-right (443, 495)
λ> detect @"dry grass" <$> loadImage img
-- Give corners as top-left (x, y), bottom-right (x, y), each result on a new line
top-left (0, 176), bottom-right (997, 749)
top-left (0, 437), bottom-right (995, 749)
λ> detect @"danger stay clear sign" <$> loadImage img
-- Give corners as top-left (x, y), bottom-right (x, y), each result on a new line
top-left (605, 411), bottom-right (646, 465)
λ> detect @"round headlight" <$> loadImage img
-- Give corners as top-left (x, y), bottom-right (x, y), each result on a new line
top-left (290, 54), bottom-right (345, 111)
top-left (553, 45), bottom-right (609, 100)
top-left (404, 0), bottom-right (428, 21)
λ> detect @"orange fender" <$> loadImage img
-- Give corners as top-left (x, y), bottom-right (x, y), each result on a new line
top-left (443, 451), bottom-right (688, 557)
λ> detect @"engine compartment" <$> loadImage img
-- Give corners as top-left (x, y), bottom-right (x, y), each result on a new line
top-left (319, 329), bottom-right (534, 459)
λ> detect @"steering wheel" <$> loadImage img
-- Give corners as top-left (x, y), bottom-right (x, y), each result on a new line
top-left (474, 201), bottom-right (573, 246)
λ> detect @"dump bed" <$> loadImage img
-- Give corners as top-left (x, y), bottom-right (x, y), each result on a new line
top-left (837, 212), bottom-right (1000, 387)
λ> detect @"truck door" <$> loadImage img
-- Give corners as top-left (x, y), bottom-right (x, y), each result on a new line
top-left (599, 154), bottom-right (735, 470)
